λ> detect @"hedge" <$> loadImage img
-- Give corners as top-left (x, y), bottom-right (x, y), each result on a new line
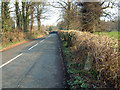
top-left (58, 30), bottom-right (119, 88)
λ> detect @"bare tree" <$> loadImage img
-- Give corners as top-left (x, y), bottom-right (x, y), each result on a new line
top-left (50, 0), bottom-right (74, 30)
top-left (79, 0), bottom-right (118, 33)
top-left (80, 2), bottom-right (102, 33)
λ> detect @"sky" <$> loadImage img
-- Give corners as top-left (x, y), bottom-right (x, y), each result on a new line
top-left (37, 0), bottom-right (62, 26)
top-left (40, 7), bottom-right (61, 26)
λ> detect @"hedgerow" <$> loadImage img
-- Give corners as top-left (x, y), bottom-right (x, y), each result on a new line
top-left (58, 30), bottom-right (119, 88)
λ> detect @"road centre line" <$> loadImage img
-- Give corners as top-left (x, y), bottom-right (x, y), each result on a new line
top-left (39, 35), bottom-right (51, 43)
top-left (39, 39), bottom-right (45, 43)
top-left (28, 34), bottom-right (52, 51)
top-left (48, 34), bottom-right (52, 37)
top-left (28, 43), bottom-right (38, 50)
top-left (0, 53), bottom-right (23, 69)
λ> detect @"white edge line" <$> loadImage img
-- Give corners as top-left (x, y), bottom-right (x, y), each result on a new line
top-left (0, 53), bottom-right (23, 69)
top-left (28, 43), bottom-right (38, 50)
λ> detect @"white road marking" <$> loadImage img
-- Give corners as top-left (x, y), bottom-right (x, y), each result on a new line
top-left (28, 43), bottom-right (38, 50)
top-left (48, 35), bottom-right (50, 37)
top-left (48, 34), bottom-right (52, 37)
top-left (39, 39), bottom-right (45, 43)
top-left (39, 35), bottom-right (51, 43)
top-left (28, 34), bottom-right (53, 50)
top-left (0, 53), bottom-right (23, 68)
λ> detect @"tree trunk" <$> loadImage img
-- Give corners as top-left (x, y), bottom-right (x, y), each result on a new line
top-left (15, 2), bottom-right (20, 32)
top-left (22, 2), bottom-right (25, 32)
top-left (37, 8), bottom-right (42, 31)
top-left (25, 2), bottom-right (29, 31)
top-left (66, 2), bottom-right (71, 30)
top-left (30, 3), bottom-right (34, 32)
top-left (2, 2), bottom-right (5, 32)
top-left (37, 18), bottom-right (41, 31)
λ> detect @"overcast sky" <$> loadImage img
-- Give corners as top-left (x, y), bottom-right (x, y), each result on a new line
top-left (40, 5), bottom-right (61, 26)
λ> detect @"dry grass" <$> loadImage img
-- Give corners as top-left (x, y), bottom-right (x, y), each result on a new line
top-left (58, 30), bottom-right (119, 88)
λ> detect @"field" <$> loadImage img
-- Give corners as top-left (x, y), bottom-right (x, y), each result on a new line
top-left (95, 31), bottom-right (119, 40)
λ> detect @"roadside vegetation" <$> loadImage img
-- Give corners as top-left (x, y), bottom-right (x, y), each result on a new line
top-left (1, 31), bottom-right (47, 50)
top-left (58, 30), bottom-right (119, 88)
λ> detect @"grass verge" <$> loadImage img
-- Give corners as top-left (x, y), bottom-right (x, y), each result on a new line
top-left (0, 40), bottom-right (25, 50)
top-left (1, 32), bottom-right (47, 51)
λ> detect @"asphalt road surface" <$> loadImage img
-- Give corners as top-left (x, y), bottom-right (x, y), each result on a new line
top-left (1, 34), bottom-right (63, 88)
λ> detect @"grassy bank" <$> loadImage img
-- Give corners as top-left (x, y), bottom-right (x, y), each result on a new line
top-left (58, 30), bottom-right (119, 88)
top-left (1, 31), bottom-right (47, 50)
top-left (0, 40), bottom-right (25, 50)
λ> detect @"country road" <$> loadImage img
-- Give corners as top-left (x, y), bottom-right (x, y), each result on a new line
top-left (1, 34), bottom-right (63, 88)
